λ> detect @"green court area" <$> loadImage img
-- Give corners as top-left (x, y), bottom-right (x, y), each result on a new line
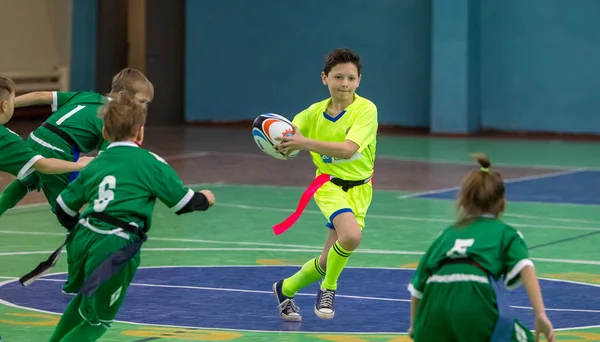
top-left (1, 134), bottom-right (600, 341)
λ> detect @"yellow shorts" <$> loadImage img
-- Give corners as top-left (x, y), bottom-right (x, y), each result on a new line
top-left (314, 179), bottom-right (373, 230)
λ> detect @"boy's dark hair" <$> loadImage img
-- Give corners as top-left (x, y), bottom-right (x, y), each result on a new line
top-left (98, 91), bottom-right (147, 142)
top-left (456, 153), bottom-right (506, 226)
top-left (0, 75), bottom-right (16, 100)
top-left (323, 48), bottom-right (361, 75)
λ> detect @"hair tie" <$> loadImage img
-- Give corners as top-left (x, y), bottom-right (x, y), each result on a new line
top-left (481, 167), bottom-right (489, 172)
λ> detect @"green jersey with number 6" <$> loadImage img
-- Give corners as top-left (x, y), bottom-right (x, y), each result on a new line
top-left (409, 216), bottom-right (533, 297)
top-left (56, 142), bottom-right (194, 232)
top-left (29, 91), bottom-right (108, 153)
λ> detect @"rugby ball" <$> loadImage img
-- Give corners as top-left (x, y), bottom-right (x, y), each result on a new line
top-left (252, 113), bottom-right (300, 160)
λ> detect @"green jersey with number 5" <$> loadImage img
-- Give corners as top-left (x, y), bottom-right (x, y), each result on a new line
top-left (31, 91), bottom-right (108, 153)
top-left (56, 142), bottom-right (194, 232)
top-left (408, 216), bottom-right (533, 298)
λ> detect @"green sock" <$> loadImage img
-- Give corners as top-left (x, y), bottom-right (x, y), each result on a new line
top-left (48, 295), bottom-right (85, 342)
top-left (49, 294), bottom-right (109, 342)
top-left (59, 322), bottom-right (108, 342)
top-left (321, 241), bottom-right (352, 290)
top-left (0, 180), bottom-right (28, 217)
top-left (282, 256), bottom-right (325, 297)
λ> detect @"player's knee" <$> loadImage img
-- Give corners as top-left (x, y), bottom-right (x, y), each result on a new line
top-left (333, 214), bottom-right (362, 251)
top-left (338, 224), bottom-right (362, 251)
top-left (339, 229), bottom-right (362, 251)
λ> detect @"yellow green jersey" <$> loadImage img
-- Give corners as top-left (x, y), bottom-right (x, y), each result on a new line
top-left (291, 93), bottom-right (378, 181)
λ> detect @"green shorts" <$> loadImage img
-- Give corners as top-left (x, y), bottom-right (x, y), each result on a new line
top-left (22, 129), bottom-right (78, 211)
top-left (63, 223), bottom-right (140, 326)
top-left (413, 267), bottom-right (534, 342)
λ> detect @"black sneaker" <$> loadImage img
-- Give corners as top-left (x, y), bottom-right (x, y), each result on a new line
top-left (272, 280), bottom-right (301, 322)
top-left (314, 286), bottom-right (335, 319)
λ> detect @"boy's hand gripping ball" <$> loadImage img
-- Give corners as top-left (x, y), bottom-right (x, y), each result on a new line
top-left (252, 113), bottom-right (300, 160)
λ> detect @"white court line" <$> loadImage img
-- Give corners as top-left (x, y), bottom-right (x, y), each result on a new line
top-left (0, 231), bottom-right (321, 250)
top-left (159, 150), bottom-right (600, 171)
top-left (163, 151), bottom-right (210, 161)
top-left (397, 168), bottom-right (589, 199)
top-left (26, 277), bottom-right (600, 313)
top-left (216, 202), bottom-right (600, 232)
top-left (5, 200), bottom-right (600, 238)
top-left (0, 267), bottom-right (599, 333)
top-left (502, 213), bottom-right (600, 224)
top-left (375, 155), bottom-right (600, 171)
top-left (0, 231), bottom-right (320, 249)
top-left (155, 237), bottom-right (318, 249)
top-left (3, 181), bottom-right (219, 212)
top-left (7, 178), bottom-right (600, 224)
top-left (0, 247), bottom-right (599, 266)
top-left (36, 278), bottom-right (407, 303)
top-left (1, 207), bottom-right (599, 240)
top-left (7, 197), bottom-right (600, 227)
top-left (139, 247), bottom-right (427, 256)
top-left (0, 250), bottom-right (62, 257)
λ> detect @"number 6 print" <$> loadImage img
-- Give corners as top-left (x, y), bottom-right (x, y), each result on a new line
top-left (94, 175), bottom-right (116, 212)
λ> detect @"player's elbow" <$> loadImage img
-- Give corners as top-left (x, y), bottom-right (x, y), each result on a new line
top-left (56, 204), bottom-right (80, 231)
top-left (339, 151), bottom-right (354, 160)
top-left (32, 159), bottom-right (51, 173)
top-left (33, 91), bottom-right (53, 103)
top-left (340, 141), bottom-right (359, 159)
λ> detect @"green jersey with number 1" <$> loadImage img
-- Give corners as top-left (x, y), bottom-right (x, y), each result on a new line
top-left (408, 216), bottom-right (533, 298)
top-left (56, 142), bottom-right (194, 232)
top-left (31, 91), bottom-right (108, 153)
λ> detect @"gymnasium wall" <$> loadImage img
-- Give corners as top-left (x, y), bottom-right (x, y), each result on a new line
top-left (184, 0), bottom-right (432, 126)
top-left (67, 0), bottom-right (600, 134)
top-left (0, 0), bottom-right (72, 73)
top-left (479, 0), bottom-right (600, 134)
top-left (182, 0), bottom-right (600, 134)
top-left (69, 0), bottom-right (96, 93)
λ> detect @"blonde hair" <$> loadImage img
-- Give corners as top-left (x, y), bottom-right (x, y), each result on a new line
top-left (456, 153), bottom-right (506, 226)
top-left (111, 68), bottom-right (154, 102)
top-left (98, 91), bottom-right (147, 142)
top-left (0, 75), bottom-right (16, 100)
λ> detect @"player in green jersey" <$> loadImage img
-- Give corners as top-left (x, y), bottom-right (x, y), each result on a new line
top-left (407, 154), bottom-right (555, 342)
top-left (47, 91), bottom-right (215, 341)
top-left (0, 68), bottom-right (154, 218)
top-left (271, 48), bottom-right (378, 321)
top-left (0, 75), bottom-right (92, 179)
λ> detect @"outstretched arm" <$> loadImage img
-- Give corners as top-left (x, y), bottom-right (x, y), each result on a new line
top-left (409, 296), bottom-right (420, 339)
top-left (174, 190), bottom-right (214, 215)
top-left (32, 156), bottom-right (93, 174)
top-left (14, 92), bottom-right (53, 107)
top-left (504, 229), bottom-right (555, 342)
top-left (521, 266), bottom-right (545, 316)
top-left (150, 153), bottom-right (216, 214)
top-left (521, 266), bottom-right (555, 342)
